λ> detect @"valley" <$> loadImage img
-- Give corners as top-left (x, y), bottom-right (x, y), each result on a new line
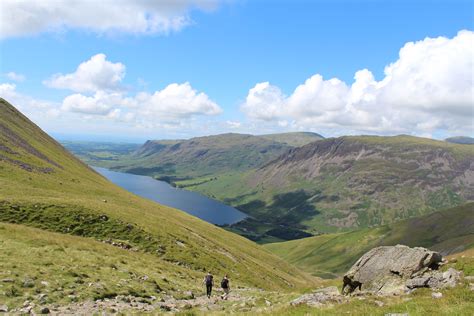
top-left (2, 2), bottom-right (473, 314)
top-left (1, 97), bottom-right (473, 314)
top-left (65, 131), bottom-right (474, 244)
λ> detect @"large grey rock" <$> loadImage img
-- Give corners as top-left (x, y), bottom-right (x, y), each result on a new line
top-left (343, 245), bottom-right (443, 295)
top-left (290, 286), bottom-right (347, 307)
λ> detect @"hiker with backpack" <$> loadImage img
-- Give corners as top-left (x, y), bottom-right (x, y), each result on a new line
top-left (220, 274), bottom-right (230, 300)
top-left (203, 272), bottom-right (214, 298)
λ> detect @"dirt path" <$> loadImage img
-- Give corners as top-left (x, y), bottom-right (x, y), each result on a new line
top-left (28, 288), bottom-right (261, 314)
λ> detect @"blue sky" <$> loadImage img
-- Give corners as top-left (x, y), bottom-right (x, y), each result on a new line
top-left (0, 0), bottom-right (472, 142)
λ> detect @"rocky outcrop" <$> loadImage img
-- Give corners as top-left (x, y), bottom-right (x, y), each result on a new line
top-left (343, 245), bottom-right (462, 295)
top-left (290, 286), bottom-right (347, 307)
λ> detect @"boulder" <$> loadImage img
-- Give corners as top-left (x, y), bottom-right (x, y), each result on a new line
top-left (343, 245), bottom-right (449, 295)
top-left (290, 286), bottom-right (347, 307)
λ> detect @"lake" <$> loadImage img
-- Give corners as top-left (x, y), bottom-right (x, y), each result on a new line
top-left (93, 167), bottom-right (247, 225)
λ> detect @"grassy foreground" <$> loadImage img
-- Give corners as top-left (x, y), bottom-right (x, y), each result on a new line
top-left (2, 222), bottom-right (472, 315)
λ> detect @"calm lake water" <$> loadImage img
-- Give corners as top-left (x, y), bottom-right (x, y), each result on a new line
top-left (93, 167), bottom-right (247, 225)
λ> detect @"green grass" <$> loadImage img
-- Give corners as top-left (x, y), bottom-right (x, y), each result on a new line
top-left (262, 286), bottom-right (474, 316)
top-left (0, 97), bottom-right (315, 308)
top-left (264, 203), bottom-right (474, 278)
top-left (0, 223), bottom-right (202, 309)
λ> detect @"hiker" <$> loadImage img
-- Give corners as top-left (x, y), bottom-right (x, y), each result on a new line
top-left (203, 272), bottom-right (214, 298)
top-left (220, 274), bottom-right (230, 300)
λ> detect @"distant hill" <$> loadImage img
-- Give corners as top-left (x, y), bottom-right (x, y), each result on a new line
top-left (192, 135), bottom-right (474, 241)
top-left (100, 132), bottom-right (324, 183)
top-left (0, 98), bottom-right (313, 309)
top-left (445, 136), bottom-right (474, 145)
top-left (264, 203), bottom-right (474, 278)
top-left (259, 132), bottom-right (324, 147)
top-left (61, 141), bottom-right (140, 164)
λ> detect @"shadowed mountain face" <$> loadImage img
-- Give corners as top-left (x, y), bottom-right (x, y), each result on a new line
top-left (0, 98), bottom-right (313, 292)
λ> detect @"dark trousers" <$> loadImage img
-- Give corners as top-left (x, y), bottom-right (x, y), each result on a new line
top-left (206, 284), bottom-right (212, 297)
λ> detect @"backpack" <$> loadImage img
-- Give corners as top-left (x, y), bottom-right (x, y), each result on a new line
top-left (221, 278), bottom-right (229, 288)
top-left (205, 275), bottom-right (213, 285)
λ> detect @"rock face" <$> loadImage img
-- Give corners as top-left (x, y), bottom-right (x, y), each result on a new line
top-left (343, 245), bottom-right (462, 295)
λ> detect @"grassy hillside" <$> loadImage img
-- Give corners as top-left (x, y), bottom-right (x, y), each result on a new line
top-left (446, 136), bottom-right (474, 145)
top-left (259, 132), bottom-right (324, 147)
top-left (264, 203), bottom-right (474, 278)
top-left (0, 98), bottom-right (315, 309)
top-left (186, 135), bottom-right (474, 241)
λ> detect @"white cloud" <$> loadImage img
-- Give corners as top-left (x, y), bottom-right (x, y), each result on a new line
top-left (0, 0), bottom-right (220, 39)
top-left (45, 54), bottom-right (222, 125)
top-left (44, 54), bottom-right (125, 93)
top-left (5, 72), bottom-right (26, 82)
top-left (135, 82), bottom-right (222, 119)
top-left (0, 83), bottom-right (60, 118)
top-left (60, 82), bottom-right (221, 122)
top-left (61, 91), bottom-right (124, 115)
top-left (226, 120), bottom-right (241, 128)
top-left (241, 82), bottom-right (286, 121)
top-left (241, 30), bottom-right (474, 136)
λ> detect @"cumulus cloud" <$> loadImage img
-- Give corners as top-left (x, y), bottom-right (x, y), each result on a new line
top-left (46, 54), bottom-right (222, 124)
top-left (0, 83), bottom-right (60, 118)
top-left (135, 82), bottom-right (222, 119)
top-left (5, 72), bottom-right (26, 82)
top-left (61, 91), bottom-right (124, 115)
top-left (241, 30), bottom-right (474, 136)
top-left (44, 54), bottom-right (125, 93)
top-left (226, 120), bottom-right (241, 128)
top-left (60, 82), bottom-right (221, 120)
top-left (0, 0), bottom-right (220, 39)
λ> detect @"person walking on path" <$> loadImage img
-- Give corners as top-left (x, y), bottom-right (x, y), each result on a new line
top-left (220, 274), bottom-right (230, 300)
top-left (203, 272), bottom-right (214, 298)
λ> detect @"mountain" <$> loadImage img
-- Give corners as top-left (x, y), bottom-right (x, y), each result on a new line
top-left (96, 132), bottom-right (323, 184)
top-left (445, 136), bottom-right (474, 145)
top-left (194, 135), bottom-right (474, 241)
top-left (264, 203), bottom-right (474, 278)
top-left (259, 132), bottom-right (324, 147)
top-left (0, 98), bottom-right (313, 309)
top-left (65, 132), bottom-right (474, 243)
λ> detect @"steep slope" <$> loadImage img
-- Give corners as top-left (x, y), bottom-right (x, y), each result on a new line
top-left (0, 98), bottom-right (313, 304)
top-left (194, 135), bottom-right (474, 241)
top-left (446, 136), bottom-right (474, 145)
top-left (264, 203), bottom-right (474, 278)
